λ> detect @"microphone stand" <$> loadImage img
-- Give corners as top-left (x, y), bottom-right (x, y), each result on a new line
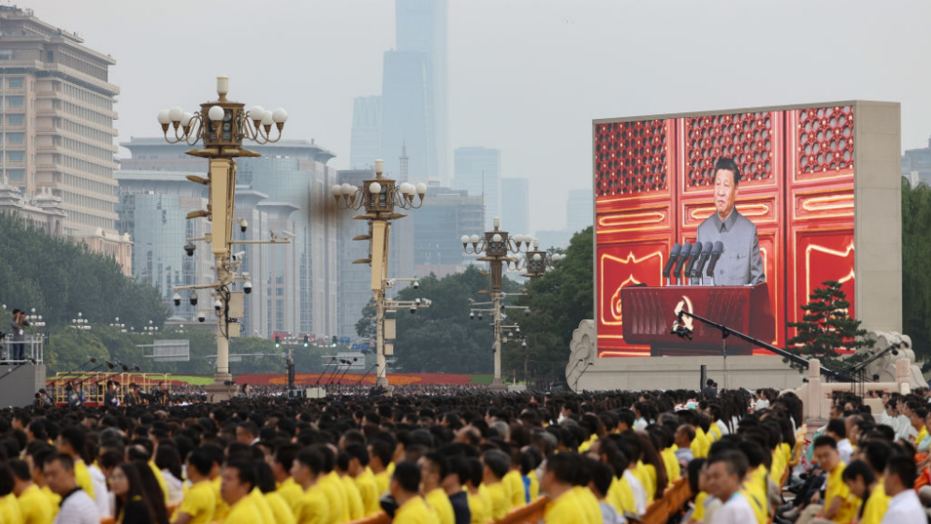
top-left (335, 360), bottom-right (356, 389)
top-left (574, 362), bottom-right (593, 391)
top-left (674, 309), bottom-right (857, 383)
top-left (313, 357), bottom-right (337, 387)
top-left (326, 360), bottom-right (346, 387)
top-left (356, 363), bottom-right (377, 386)
top-left (0, 358), bottom-right (36, 382)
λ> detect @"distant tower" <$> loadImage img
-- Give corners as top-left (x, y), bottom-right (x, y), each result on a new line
top-left (400, 141), bottom-right (409, 182)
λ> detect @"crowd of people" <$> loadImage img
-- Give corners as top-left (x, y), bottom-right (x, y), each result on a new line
top-left (0, 385), bottom-right (927, 524)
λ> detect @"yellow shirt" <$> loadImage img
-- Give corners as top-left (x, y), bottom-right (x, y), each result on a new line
top-left (354, 470), bottom-right (381, 516)
top-left (176, 480), bottom-right (215, 524)
top-left (425, 488), bottom-right (455, 524)
top-left (395, 496), bottom-right (438, 524)
top-left (266, 492), bottom-right (296, 524)
top-left (692, 492), bottom-right (708, 523)
top-left (466, 490), bottom-right (487, 524)
top-left (16, 484), bottom-right (53, 524)
top-left (478, 484), bottom-right (493, 521)
top-left (708, 423), bottom-right (722, 443)
top-left (528, 474), bottom-right (540, 502)
top-left (503, 471), bottom-right (525, 507)
top-left (224, 496), bottom-right (264, 524)
top-left (73, 460), bottom-right (95, 500)
top-left (340, 474), bottom-right (365, 521)
top-left (544, 488), bottom-right (579, 524)
top-left (39, 487), bottom-right (59, 520)
top-left (916, 426), bottom-right (929, 447)
top-left (149, 460), bottom-right (169, 505)
top-left (661, 447), bottom-right (681, 482)
top-left (212, 476), bottom-right (230, 522)
top-left (607, 476), bottom-right (635, 514)
top-left (860, 480), bottom-right (890, 524)
top-left (746, 466), bottom-right (769, 524)
top-left (318, 473), bottom-right (347, 524)
top-left (485, 482), bottom-right (510, 521)
top-left (2, 493), bottom-right (24, 524)
top-left (293, 484), bottom-right (329, 524)
top-left (249, 488), bottom-right (275, 524)
top-left (572, 486), bottom-right (602, 524)
top-left (578, 434), bottom-right (598, 453)
top-left (640, 463), bottom-right (657, 502)
top-left (277, 477), bottom-right (305, 513)
top-left (373, 470), bottom-right (390, 497)
top-left (824, 463), bottom-right (858, 524)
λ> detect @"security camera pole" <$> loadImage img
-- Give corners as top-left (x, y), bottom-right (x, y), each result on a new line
top-left (158, 76), bottom-right (290, 401)
top-left (462, 218), bottom-right (535, 392)
top-left (331, 160), bottom-right (428, 389)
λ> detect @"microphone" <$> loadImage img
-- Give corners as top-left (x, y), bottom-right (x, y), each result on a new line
top-left (705, 241), bottom-right (724, 283)
top-left (671, 243), bottom-right (692, 285)
top-left (662, 243), bottom-right (682, 284)
top-left (692, 242), bottom-right (713, 281)
top-left (682, 242), bottom-right (703, 282)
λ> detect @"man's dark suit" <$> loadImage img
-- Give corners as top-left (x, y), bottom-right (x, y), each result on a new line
top-left (696, 210), bottom-right (765, 285)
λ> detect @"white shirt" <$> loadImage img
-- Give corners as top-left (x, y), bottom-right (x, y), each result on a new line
top-left (162, 469), bottom-right (185, 505)
top-left (623, 470), bottom-right (647, 516)
top-left (716, 420), bottom-right (730, 436)
top-left (710, 492), bottom-right (756, 524)
top-left (837, 438), bottom-right (853, 465)
top-left (880, 489), bottom-right (925, 524)
top-left (88, 464), bottom-right (110, 517)
top-left (54, 489), bottom-right (99, 524)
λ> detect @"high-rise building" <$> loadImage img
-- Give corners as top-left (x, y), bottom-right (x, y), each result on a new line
top-left (381, 50), bottom-right (434, 180)
top-left (902, 135), bottom-right (931, 187)
top-left (395, 0), bottom-right (448, 182)
top-left (454, 147), bottom-right (500, 230)
top-left (120, 138), bottom-right (339, 340)
top-left (412, 183), bottom-right (483, 278)
top-left (0, 6), bottom-right (130, 267)
top-left (566, 188), bottom-right (593, 234)
top-left (350, 96), bottom-right (381, 169)
top-left (500, 178), bottom-right (529, 237)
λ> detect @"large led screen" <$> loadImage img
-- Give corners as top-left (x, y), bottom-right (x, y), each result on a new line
top-left (595, 105), bottom-right (856, 357)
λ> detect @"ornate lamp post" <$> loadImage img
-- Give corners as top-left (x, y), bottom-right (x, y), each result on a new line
top-left (332, 159), bottom-right (427, 389)
top-left (158, 76), bottom-right (289, 401)
top-left (462, 217), bottom-right (533, 391)
top-left (509, 239), bottom-right (566, 279)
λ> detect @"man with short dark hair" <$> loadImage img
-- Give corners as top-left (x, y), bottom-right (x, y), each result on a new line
top-left (272, 443), bottom-right (303, 511)
top-left (420, 453), bottom-right (454, 524)
top-left (345, 444), bottom-right (379, 516)
top-left (705, 451), bottom-right (755, 524)
top-left (702, 379), bottom-right (718, 400)
top-left (881, 456), bottom-right (922, 524)
top-left (825, 418), bottom-right (852, 464)
top-left (42, 453), bottom-right (98, 524)
top-left (390, 461), bottom-right (435, 524)
top-left (173, 448), bottom-right (215, 524)
top-left (10, 458), bottom-right (54, 524)
top-left (290, 449), bottom-right (328, 524)
top-left (236, 421), bottom-right (260, 446)
top-left (481, 449), bottom-right (511, 521)
top-left (220, 460), bottom-right (262, 524)
top-left (797, 437), bottom-right (857, 524)
top-left (696, 157), bottom-right (764, 286)
top-left (55, 427), bottom-right (94, 501)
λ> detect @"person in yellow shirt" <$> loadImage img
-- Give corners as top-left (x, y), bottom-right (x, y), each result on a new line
top-left (290, 449), bottom-right (330, 524)
top-left (55, 427), bottom-right (94, 500)
top-left (220, 459), bottom-right (265, 524)
top-left (842, 460), bottom-right (888, 524)
top-left (345, 445), bottom-right (380, 516)
top-left (200, 444), bottom-right (230, 522)
top-left (480, 449), bottom-right (511, 521)
top-left (418, 454), bottom-right (455, 524)
top-left (802, 436), bottom-right (858, 524)
top-left (25, 448), bottom-right (59, 520)
top-left (0, 465), bottom-right (25, 524)
top-left (313, 445), bottom-right (348, 524)
top-left (502, 467), bottom-right (525, 509)
top-left (390, 461), bottom-right (438, 524)
top-left (336, 450), bottom-right (365, 521)
top-left (272, 444), bottom-right (305, 512)
top-left (368, 441), bottom-right (393, 497)
top-left (464, 458), bottom-right (487, 524)
top-left (10, 459), bottom-right (53, 524)
top-left (541, 453), bottom-right (599, 524)
top-left (171, 448), bottom-right (215, 524)
top-left (912, 409), bottom-right (929, 448)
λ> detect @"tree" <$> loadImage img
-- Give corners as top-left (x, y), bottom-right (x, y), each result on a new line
top-left (510, 227), bottom-right (594, 383)
top-left (786, 280), bottom-right (873, 370)
top-left (902, 178), bottom-right (931, 366)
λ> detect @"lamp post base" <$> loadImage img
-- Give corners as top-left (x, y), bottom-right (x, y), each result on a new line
top-left (375, 376), bottom-right (389, 388)
top-left (489, 377), bottom-right (507, 393)
top-left (204, 373), bottom-right (237, 402)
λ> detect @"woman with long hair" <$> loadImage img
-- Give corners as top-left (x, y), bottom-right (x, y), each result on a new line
top-left (154, 445), bottom-right (184, 506)
top-left (132, 460), bottom-right (169, 524)
top-left (111, 463), bottom-right (155, 524)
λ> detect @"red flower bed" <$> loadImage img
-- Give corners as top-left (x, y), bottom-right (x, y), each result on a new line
top-left (236, 372), bottom-right (476, 387)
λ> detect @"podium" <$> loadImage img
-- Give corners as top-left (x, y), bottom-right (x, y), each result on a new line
top-left (621, 283), bottom-right (774, 356)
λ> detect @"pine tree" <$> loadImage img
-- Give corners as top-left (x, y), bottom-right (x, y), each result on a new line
top-left (786, 280), bottom-right (873, 370)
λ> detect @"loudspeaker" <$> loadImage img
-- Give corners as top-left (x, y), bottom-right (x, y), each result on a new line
top-left (700, 364), bottom-right (707, 391)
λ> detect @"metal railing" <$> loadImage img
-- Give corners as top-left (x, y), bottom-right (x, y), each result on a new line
top-left (0, 334), bottom-right (44, 364)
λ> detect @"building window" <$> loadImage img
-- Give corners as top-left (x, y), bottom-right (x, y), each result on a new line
top-left (8, 169), bottom-right (24, 181)
top-left (7, 96), bottom-right (23, 107)
top-left (8, 133), bottom-right (24, 144)
top-left (8, 151), bottom-right (23, 162)
top-left (8, 78), bottom-right (23, 89)
top-left (46, 51), bottom-right (53, 62)
top-left (7, 114), bottom-right (23, 126)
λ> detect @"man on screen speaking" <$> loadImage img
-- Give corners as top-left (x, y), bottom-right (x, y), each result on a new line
top-left (696, 158), bottom-right (765, 285)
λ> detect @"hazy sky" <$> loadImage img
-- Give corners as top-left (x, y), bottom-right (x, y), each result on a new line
top-left (22, 0), bottom-right (931, 232)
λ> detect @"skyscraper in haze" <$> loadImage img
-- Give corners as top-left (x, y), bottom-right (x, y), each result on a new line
top-left (454, 147), bottom-right (500, 231)
top-left (381, 0), bottom-right (448, 181)
top-left (500, 178), bottom-right (529, 236)
top-left (566, 188), bottom-right (593, 234)
top-left (350, 96), bottom-right (382, 169)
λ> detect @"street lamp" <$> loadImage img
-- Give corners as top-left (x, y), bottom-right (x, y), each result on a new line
top-left (109, 317), bottom-right (127, 333)
top-left (332, 159), bottom-right (428, 389)
top-left (143, 320), bottom-right (159, 336)
top-left (462, 217), bottom-right (534, 391)
top-left (158, 76), bottom-right (289, 401)
top-left (509, 238), bottom-right (567, 279)
top-left (70, 312), bottom-right (91, 331)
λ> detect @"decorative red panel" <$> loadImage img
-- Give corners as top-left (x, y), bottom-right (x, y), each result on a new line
top-left (796, 106), bottom-right (854, 178)
top-left (595, 120), bottom-right (670, 198)
top-left (683, 112), bottom-right (781, 191)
